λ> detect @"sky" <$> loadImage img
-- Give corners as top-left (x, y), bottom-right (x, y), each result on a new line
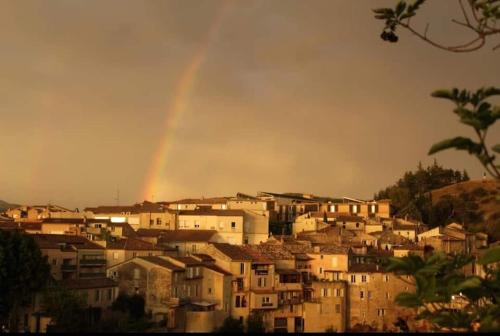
top-left (0, 0), bottom-right (499, 209)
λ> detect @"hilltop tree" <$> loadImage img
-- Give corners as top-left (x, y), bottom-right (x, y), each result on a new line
top-left (374, 161), bottom-right (469, 223)
top-left (0, 230), bottom-right (51, 331)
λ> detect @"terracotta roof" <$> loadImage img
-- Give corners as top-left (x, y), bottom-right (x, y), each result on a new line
top-left (85, 201), bottom-right (166, 214)
top-left (294, 253), bottom-right (313, 261)
top-left (159, 230), bottom-right (217, 243)
top-left (252, 244), bottom-right (294, 260)
top-left (31, 234), bottom-right (104, 250)
top-left (138, 256), bottom-right (184, 271)
top-left (192, 254), bottom-right (215, 262)
top-left (107, 237), bottom-right (162, 251)
top-left (136, 229), bottom-right (169, 237)
top-left (212, 243), bottom-right (253, 261)
top-left (62, 278), bottom-right (117, 290)
top-left (377, 231), bottom-right (411, 245)
top-left (240, 246), bottom-right (273, 264)
top-left (335, 215), bottom-right (365, 223)
top-left (317, 245), bottom-right (350, 254)
top-left (108, 222), bottom-right (138, 238)
top-left (42, 218), bottom-right (85, 224)
top-left (168, 256), bottom-right (204, 266)
top-left (17, 222), bottom-right (43, 230)
top-left (203, 263), bottom-right (232, 275)
top-left (348, 263), bottom-right (384, 273)
top-left (169, 197), bottom-right (230, 205)
top-left (178, 209), bottom-right (245, 217)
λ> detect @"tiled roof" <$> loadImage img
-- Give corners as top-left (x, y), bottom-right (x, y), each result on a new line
top-left (85, 201), bottom-right (166, 214)
top-left (203, 263), bottom-right (232, 275)
top-left (169, 197), bottom-right (230, 205)
top-left (317, 245), bottom-right (350, 254)
top-left (42, 218), bottom-right (85, 224)
top-left (377, 231), bottom-right (411, 245)
top-left (294, 253), bottom-right (314, 261)
top-left (192, 254), bottom-right (215, 262)
top-left (107, 237), bottom-right (162, 251)
top-left (138, 256), bottom-right (184, 271)
top-left (348, 263), bottom-right (384, 273)
top-left (159, 230), bottom-right (217, 243)
top-left (178, 209), bottom-right (245, 217)
top-left (168, 256), bottom-right (204, 266)
top-left (62, 278), bottom-right (117, 290)
top-left (31, 234), bottom-right (104, 250)
top-left (252, 244), bottom-right (294, 260)
top-left (212, 243), bottom-right (253, 261)
top-left (239, 246), bottom-right (273, 264)
top-left (18, 222), bottom-right (43, 230)
top-left (334, 215), bottom-right (365, 223)
top-left (136, 229), bottom-right (169, 237)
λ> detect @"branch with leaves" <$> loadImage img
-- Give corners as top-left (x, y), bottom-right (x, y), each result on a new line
top-left (428, 87), bottom-right (500, 180)
top-left (373, 0), bottom-right (500, 52)
top-left (382, 247), bottom-right (500, 332)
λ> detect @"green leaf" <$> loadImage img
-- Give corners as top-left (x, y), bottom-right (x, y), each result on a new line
top-left (483, 87), bottom-right (500, 98)
top-left (373, 8), bottom-right (394, 14)
top-left (395, 1), bottom-right (407, 16)
top-left (453, 276), bottom-right (482, 292)
top-left (428, 137), bottom-right (482, 155)
top-left (431, 89), bottom-right (455, 101)
top-left (492, 144), bottom-right (500, 154)
top-left (395, 292), bottom-right (422, 307)
top-left (479, 246), bottom-right (500, 265)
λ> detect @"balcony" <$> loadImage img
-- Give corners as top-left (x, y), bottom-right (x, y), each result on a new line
top-left (261, 302), bottom-right (274, 307)
top-left (278, 297), bottom-right (303, 306)
top-left (61, 264), bottom-right (77, 272)
top-left (79, 272), bottom-right (106, 278)
top-left (80, 258), bottom-right (106, 266)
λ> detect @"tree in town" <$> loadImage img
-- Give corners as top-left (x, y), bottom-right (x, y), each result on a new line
top-left (0, 230), bottom-right (51, 331)
top-left (42, 283), bottom-right (89, 332)
top-left (246, 310), bottom-right (265, 333)
top-left (111, 292), bottom-right (146, 320)
top-left (215, 316), bottom-right (244, 333)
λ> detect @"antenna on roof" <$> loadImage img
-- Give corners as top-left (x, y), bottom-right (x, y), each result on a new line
top-left (114, 187), bottom-right (120, 206)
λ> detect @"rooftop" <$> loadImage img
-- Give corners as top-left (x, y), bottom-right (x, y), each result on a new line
top-left (107, 237), bottom-right (162, 251)
top-left (159, 230), bottom-right (217, 243)
top-left (138, 256), bottom-right (184, 271)
top-left (31, 234), bottom-right (104, 250)
top-left (178, 209), bottom-right (245, 217)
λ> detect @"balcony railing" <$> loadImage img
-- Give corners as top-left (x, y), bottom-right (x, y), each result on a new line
top-left (79, 272), bottom-right (106, 278)
top-left (261, 302), bottom-right (275, 308)
top-left (61, 264), bottom-right (77, 271)
top-left (80, 259), bottom-right (106, 266)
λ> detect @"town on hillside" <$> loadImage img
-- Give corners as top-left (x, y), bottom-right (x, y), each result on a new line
top-left (0, 189), bottom-right (494, 333)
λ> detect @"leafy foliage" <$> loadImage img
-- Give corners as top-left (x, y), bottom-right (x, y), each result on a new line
top-left (428, 87), bottom-right (500, 180)
top-left (247, 310), bottom-right (265, 333)
top-left (111, 292), bottom-right (146, 320)
top-left (0, 230), bottom-right (51, 329)
top-left (42, 283), bottom-right (89, 332)
top-left (383, 248), bottom-right (500, 331)
top-left (373, 0), bottom-right (500, 52)
top-left (216, 316), bottom-right (244, 333)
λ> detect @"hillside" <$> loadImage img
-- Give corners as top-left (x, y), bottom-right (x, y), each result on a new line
top-left (430, 179), bottom-right (500, 241)
top-left (0, 200), bottom-right (18, 212)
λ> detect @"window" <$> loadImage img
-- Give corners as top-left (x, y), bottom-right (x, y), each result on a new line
top-left (319, 267), bottom-right (323, 274)
top-left (327, 288), bottom-right (332, 297)
top-left (194, 220), bottom-right (200, 229)
top-left (320, 255), bottom-right (324, 260)
top-left (361, 275), bottom-right (367, 283)
top-left (52, 259), bottom-right (57, 265)
top-left (236, 296), bottom-right (241, 307)
top-left (360, 290), bottom-right (364, 299)
top-left (262, 297), bottom-right (271, 305)
top-left (350, 275), bottom-right (356, 283)
top-left (231, 222), bottom-right (236, 229)
top-left (385, 292), bottom-right (390, 299)
top-left (95, 289), bottom-right (100, 302)
top-left (335, 304), bottom-right (341, 314)
top-left (208, 287), bottom-right (212, 294)
top-left (258, 277), bottom-right (267, 287)
top-left (244, 237), bottom-right (249, 244)
top-left (192, 244), bottom-right (197, 253)
top-left (133, 268), bottom-right (140, 280)
top-left (377, 309), bottom-right (386, 316)
top-left (173, 287), bottom-right (178, 298)
top-left (240, 263), bottom-right (245, 275)
top-left (368, 291), bottom-right (372, 299)
top-left (356, 222), bottom-right (360, 228)
top-left (107, 288), bottom-right (113, 300)
top-left (149, 219), bottom-right (154, 225)
top-left (384, 275), bottom-right (389, 282)
top-left (156, 218), bottom-right (162, 225)
top-left (132, 252), bottom-right (137, 258)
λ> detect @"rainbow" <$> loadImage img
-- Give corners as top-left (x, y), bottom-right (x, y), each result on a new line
top-left (142, 1), bottom-right (233, 201)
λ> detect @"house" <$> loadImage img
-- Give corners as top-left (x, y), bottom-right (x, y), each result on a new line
top-left (103, 237), bottom-right (164, 268)
top-left (157, 229), bottom-right (218, 256)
